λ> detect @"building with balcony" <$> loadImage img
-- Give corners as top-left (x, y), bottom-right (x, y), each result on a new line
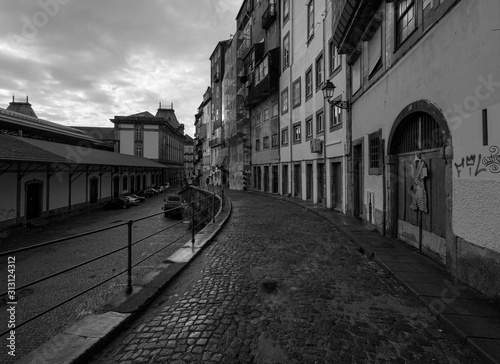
top-left (194, 87), bottom-right (212, 188)
top-left (110, 103), bottom-right (185, 186)
top-left (210, 40), bottom-right (231, 185)
top-left (183, 134), bottom-right (194, 183)
top-left (332, 0), bottom-right (500, 298)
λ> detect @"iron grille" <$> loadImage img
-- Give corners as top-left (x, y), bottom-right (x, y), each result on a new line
top-left (392, 112), bottom-right (443, 154)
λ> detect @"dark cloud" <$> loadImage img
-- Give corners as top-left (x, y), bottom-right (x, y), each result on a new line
top-left (0, 0), bottom-right (239, 136)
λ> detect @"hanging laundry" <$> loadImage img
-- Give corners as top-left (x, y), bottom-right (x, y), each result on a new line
top-left (409, 155), bottom-right (428, 213)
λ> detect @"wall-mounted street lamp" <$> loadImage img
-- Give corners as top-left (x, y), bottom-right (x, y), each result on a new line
top-left (321, 80), bottom-right (349, 110)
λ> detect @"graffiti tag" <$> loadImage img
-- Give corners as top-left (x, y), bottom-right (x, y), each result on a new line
top-left (482, 146), bottom-right (500, 173)
top-left (454, 153), bottom-right (486, 178)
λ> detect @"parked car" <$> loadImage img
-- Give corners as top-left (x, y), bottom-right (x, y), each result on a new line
top-left (103, 197), bottom-right (131, 210)
top-left (137, 189), bottom-right (155, 198)
top-left (123, 196), bottom-right (140, 206)
top-left (163, 194), bottom-right (184, 218)
top-left (128, 194), bottom-right (146, 203)
top-left (146, 187), bottom-right (159, 196)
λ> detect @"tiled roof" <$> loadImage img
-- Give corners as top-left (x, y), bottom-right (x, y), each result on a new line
top-left (0, 134), bottom-right (166, 168)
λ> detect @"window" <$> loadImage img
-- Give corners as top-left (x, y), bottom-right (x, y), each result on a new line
top-left (306, 117), bottom-right (313, 139)
top-left (255, 138), bottom-right (261, 151)
top-left (123, 176), bottom-right (128, 190)
top-left (263, 136), bottom-right (270, 149)
top-left (135, 127), bottom-right (143, 141)
top-left (272, 103), bottom-right (279, 117)
top-left (283, 0), bottom-right (289, 23)
top-left (281, 88), bottom-right (289, 114)
top-left (369, 130), bottom-right (382, 175)
top-left (272, 133), bottom-right (279, 147)
top-left (305, 67), bottom-right (313, 100)
top-left (395, 0), bottom-right (416, 47)
top-left (255, 57), bottom-right (269, 84)
top-left (316, 110), bottom-right (324, 134)
top-left (293, 122), bottom-right (301, 143)
top-left (315, 53), bottom-right (324, 89)
top-left (281, 127), bottom-right (289, 145)
top-left (283, 33), bottom-right (290, 70)
top-left (352, 56), bottom-right (361, 94)
top-left (292, 77), bottom-right (301, 108)
top-left (264, 108), bottom-right (270, 122)
top-left (329, 41), bottom-right (341, 73)
top-left (135, 145), bottom-right (143, 157)
top-left (307, 0), bottom-right (315, 40)
top-left (255, 111), bottom-right (261, 125)
top-left (330, 101), bottom-right (342, 129)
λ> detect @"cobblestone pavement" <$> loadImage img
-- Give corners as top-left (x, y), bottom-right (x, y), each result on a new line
top-left (0, 190), bottom-right (191, 360)
top-left (89, 191), bottom-right (481, 363)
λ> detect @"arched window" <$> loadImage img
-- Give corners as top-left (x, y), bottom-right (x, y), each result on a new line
top-left (390, 112), bottom-right (443, 155)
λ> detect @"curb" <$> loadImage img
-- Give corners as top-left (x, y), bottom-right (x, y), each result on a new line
top-left (16, 195), bottom-right (232, 364)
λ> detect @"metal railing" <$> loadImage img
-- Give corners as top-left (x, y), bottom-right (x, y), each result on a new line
top-left (0, 187), bottom-right (223, 337)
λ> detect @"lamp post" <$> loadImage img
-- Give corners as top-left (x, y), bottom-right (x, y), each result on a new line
top-left (322, 80), bottom-right (349, 110)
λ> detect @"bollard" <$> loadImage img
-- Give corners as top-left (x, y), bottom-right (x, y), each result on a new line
top-left (191, 201), bottom-right (195, 251)
top-left (126, 219), bottom-right (133, 294)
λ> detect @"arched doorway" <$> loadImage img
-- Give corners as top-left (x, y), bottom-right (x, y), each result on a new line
top-left (113, 176), bottom-right (120, 198)
top-left (26, 180), bottom-right (43, 220)
top-left (387, 101), bottom-right (450, 263)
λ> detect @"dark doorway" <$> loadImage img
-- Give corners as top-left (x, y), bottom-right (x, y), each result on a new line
top-left (130, 176), bottom-right (135, 194)
top-left (272, 166), bottom-right (279, 193)
top-left (331, 162), bottom-right (342, 210)
top-left (317, 163), bottom-right (324, 204)
top-left (113, 176), bottom-right (120, 198)
top-left (264, 166), bottom-right (269, 192)
top-left (306, 164), bottom-right (313, 200)
top-left (136, 175), bottom-right (141, 191)
top-left (293, 164), bottom-right (301, 197)
top-left (90, 178), bottom-right (99, 204)
top-left (282, 165), bottom-right (288, 195)
top-left (26, 181), bottom-right (43, 220)
top-left (353, 144), bottom-right (363, 217)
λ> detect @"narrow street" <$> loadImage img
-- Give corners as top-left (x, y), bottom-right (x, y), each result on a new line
top-left (88, 191), bottom-right (481, 363)
top-left (0, 190), bottom-right (191, 359)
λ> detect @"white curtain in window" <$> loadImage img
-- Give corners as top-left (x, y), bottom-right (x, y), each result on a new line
top-left (352, 57), bottom-right (361, 93)
top-left (368, 26), bottom-right (381, 75)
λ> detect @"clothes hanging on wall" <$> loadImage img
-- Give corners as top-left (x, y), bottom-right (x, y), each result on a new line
top-left (409, 154), bottom-right (429, 213)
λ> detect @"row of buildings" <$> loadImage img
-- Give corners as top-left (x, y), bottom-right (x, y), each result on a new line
top-left (0, 97), bottom-right (194, 236)
top-left (193, 0), bottom-right (500, 299)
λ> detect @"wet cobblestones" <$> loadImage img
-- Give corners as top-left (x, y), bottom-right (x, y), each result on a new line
top-left (90, 191), bottom-right (481, 363)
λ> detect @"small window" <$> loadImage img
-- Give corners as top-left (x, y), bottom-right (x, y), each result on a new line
top-left (305, 67), bottom-right (313, 100)
top-left (283, 0), bottom-right (290, 23)
top-left (281, 88), bottom-right (289, 114)
top-left (135, 145), bottom-right (143, 157)
top-left (307, 0), bottom-right (315, 40)
top-left (283, 33), bottom-right (290, 70)
top-left (293, 122), bottom-right (301, 143)
top-left (264, 108), bottom-right (270, 122)
top-left (135, 127), bottom-right (143, 141)
top-left (329, 41), bottom-right (341, 73)
top-left (306, 117), bottom-right (313, 139)
top-left (315, 53), bottom-right (324, 89)
top-left (395, 0), bottom-right (416, 47)
top-left (330, 101), bottom-right (342, 129)
top-left (316, 110), bottom-right (324, 134)
top-left (255, 138), bottom-right (261, 151)
top-left (263, 136), bottom-right (270, 149)
top-left (369, 130), bottom-right (382, 175)
top-left (292, 77), bottom-right (301, 108)
top-left (281, 127), bottom-right (289, 145)
top-left (272, 133), bottom-right (279, 147)
top-left (255, 111), bottom-right (261, 125)
top-left (272, 103), bottom-right (279, 117)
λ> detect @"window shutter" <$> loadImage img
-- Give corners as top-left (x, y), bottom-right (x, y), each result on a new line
top-left (368, 26), bottom-right (382, 75)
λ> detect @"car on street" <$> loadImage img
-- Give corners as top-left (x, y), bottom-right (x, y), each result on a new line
top-left (146, 187), bottom-right (160, 196)
top-left (163, 194), bottom-right (184, 218)
top-left (123, 196), bottom-right (140, 206)
top-left (137, 189), bottom-right (155, 198)
top-left (128, 194), bottom-right (146, 203)
top-left (103, 197), bottom-right (131, 210)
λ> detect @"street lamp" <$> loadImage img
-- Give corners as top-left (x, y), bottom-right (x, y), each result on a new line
top-left (321, 80), bottom-right (349, 110)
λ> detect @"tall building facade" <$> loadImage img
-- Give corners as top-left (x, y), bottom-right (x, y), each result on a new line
top-left (331, 0), bottom-right (500, 297)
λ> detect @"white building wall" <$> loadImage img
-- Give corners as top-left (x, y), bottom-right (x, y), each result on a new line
top-left (144, 126), bottom-right (159, 159)
top-left (50, 173), bottom-right (69, 210)
top-left (119, 128), bottom-right (134, 155)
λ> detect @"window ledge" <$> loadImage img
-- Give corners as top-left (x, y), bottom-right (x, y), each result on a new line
top-left (330, 123), bottom-right (343, 132)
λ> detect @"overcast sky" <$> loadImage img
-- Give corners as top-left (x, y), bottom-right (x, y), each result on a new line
top-left (0, 0), bottom-right (241, 137)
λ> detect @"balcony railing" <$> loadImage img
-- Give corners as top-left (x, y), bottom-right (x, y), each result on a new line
top-left (209, 138), bottom-right (220, 148)
top-left (262, 3), bottom-right (276, 29)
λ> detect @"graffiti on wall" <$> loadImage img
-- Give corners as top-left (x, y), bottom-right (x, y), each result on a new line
top-left (455, 145), bottom-right (500, 177)
top-left (0, 208), bottom-right (16, 220)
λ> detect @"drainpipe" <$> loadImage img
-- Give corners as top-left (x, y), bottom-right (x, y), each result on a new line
top-left (288, 0), bottom-right (294, 197)
top-left (382, 138), bottom-right (386, 236)
top-left (322, 0), bottom-right (328, 208)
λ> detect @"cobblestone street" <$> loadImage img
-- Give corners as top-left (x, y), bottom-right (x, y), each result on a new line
top-left (87, 190), bottom-right (481, 363)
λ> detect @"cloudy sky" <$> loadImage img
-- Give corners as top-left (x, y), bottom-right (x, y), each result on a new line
top-left (0, 0), bottom-right (241, 137)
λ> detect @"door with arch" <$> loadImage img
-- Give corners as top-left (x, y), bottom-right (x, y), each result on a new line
top-left (391, 111), bottom-right (447, 261)
top-left (26, 180), bottom-right (43, 220)
top-left (89, 177), bottom-right (99, 204)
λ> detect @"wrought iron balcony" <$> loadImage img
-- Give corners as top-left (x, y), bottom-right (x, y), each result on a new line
top-left (209, 137), bottom-right (220, 148)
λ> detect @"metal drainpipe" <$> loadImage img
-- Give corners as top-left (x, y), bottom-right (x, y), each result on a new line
top-left (288, 0), bottom-right (294, 197)
top-left (322, 0), bottom-right (328, 208)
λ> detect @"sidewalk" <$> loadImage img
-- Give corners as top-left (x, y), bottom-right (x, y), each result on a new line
top-left (251, 191), bottom-right (500, 364)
